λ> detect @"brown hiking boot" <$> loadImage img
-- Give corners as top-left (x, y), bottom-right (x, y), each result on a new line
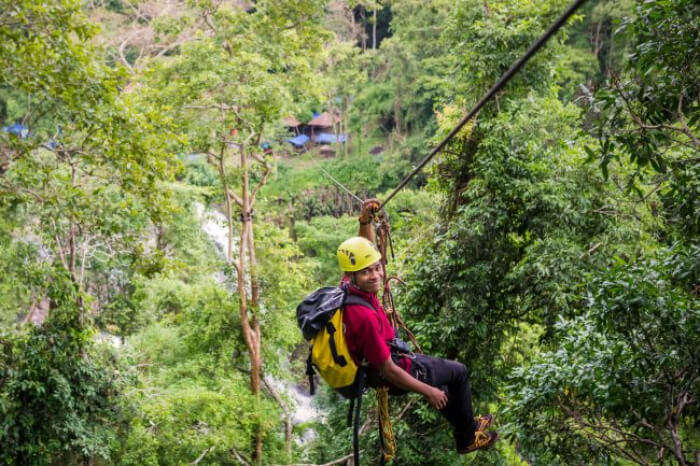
top-left (475, 414), bottom-right (494, 432)
top-left (457, 430), bottom-right (499, 454)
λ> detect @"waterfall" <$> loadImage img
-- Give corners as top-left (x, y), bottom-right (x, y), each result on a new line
top-left (197, 203), bottom-right (321, 445)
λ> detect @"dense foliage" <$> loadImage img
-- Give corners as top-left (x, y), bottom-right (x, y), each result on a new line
top-left (0, 0), bottom-right (696, 464)
top-left (1, 286), bottom-right (128, 464)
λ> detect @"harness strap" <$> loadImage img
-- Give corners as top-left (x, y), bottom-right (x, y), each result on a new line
top-left (305, 351), bottom-right (315, 395)
top-left (346, 398), bottom-right (355, 427)
top-left (378, 421), bottom-right (385, 466)
top-left (325, 321), bottom-right (347, 367)
top-left (352, 367), bottom-right (366, 466)
top-left (344, 294), bottom-right (376, 310)
top-left (353, 391), bottom-right (362, 466)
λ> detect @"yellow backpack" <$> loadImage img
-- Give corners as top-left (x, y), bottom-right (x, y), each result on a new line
top-left (297, 287), bottom-right (375, 398)
top-left (298, 287), bottom-right (406, 466)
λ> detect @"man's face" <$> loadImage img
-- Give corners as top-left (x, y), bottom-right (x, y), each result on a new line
top-left (352, 261), bottom-right (383, 295)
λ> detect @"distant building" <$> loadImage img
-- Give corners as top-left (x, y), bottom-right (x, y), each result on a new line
top-left (283, 116), bottom-right (302, 135)
top-left (282, 112), bottom-right (347, 152)
top-left (307, 111), bottom-right (339, 140)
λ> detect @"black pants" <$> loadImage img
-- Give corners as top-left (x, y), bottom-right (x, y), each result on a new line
top-left (410, 354), bottom-right (478, 447)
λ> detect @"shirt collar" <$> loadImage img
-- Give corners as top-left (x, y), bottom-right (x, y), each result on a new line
top-left (341, 277), bottom-right (382, 309)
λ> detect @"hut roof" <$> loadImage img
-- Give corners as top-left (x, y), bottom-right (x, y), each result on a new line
top-left (307, 111), bottom-right (340, 127)
top-left (283, 116), bottom-right (301, 127)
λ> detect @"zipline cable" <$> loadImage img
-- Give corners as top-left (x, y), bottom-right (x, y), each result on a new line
top-left (319, 166), bottom-right (364, 204)
top-left (378, 0), bottom-right (589, 210)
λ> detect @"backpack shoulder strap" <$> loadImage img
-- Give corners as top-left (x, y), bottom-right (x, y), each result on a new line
top-left (344, 294), bottom-right (376, 311)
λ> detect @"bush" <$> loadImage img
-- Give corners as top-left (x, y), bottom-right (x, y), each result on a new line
top-left (0, 301), bottom-right (128, 464)
top-left (503, 246), bottom-right (699, 464)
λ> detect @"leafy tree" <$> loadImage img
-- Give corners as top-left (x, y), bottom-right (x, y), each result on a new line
top-left (352, 0), bottom-right (453, 139)
top-left (566, 0), bottom-right (634, 85)
top-left (141, 1), bottom-right (330, 460)
top-left (443, 0), bottom-right (576, 109)
top-left (0, 0), bottom-right (118, 167)
top-left (0, 277), bottom-right (130, 464)
top-left (319, 41), bottom-right (368, 155)
top-left (505, 247), bottom-right (699, 464)
top-left (383, 2), bottom-right (698, 464)
top-left (586, 0), bottom-right (699, 238)
top-left (110, 205), bottom-right (313, 464)
top-left (0, 1), bottom-right (177, 463)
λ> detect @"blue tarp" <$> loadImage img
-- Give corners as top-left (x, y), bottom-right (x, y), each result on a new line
top-left (287, 134), bottom-right (310, 147)
top-left (2, 123), bottom-right (28, 138)
top-left (314, 132), bottom-right (347, 144)
top-left (182, 153), bottom-right (205, 162)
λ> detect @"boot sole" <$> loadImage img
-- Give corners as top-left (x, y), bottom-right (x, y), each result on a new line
top-left (457, 431), bottom-right (499, 454)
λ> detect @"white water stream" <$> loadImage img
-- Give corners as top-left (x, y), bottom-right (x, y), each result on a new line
top-left (93, 204), bottom-right (321, 444)
top-left (196, 203), bottom-right (232, 259)
top-left (195, 203), bottom-right (321, 443)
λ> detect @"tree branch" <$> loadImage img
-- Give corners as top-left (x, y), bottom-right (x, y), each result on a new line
top-left (184, 103), bottom-right (237, 111)
top-left (262, 376), bottom-right (292, 457)
top-left (230, 446), bottom-right (251, 466)
top-left (117, 30), bottom-right (140, 73)
top-left (50, 219), bottom-right (70, 272)
top-left (613, 80), bottom-right (699, 147)
top-left (250, 164), bottom-right (271, 205)
top-left (78, 235), bottom-right (94, 290)
top-left (227, 187), bottom-right (244, 207)
top-left (272, 453), bottom-right (355, 466)
top-left (190, 447), bottom-right (212, 465)
top-left (676, 91), bottom-right (699, 147)
top-left (0, 181), bottom-right (44, 202)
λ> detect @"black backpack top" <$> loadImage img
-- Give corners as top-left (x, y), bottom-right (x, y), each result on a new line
top-left (296, 286), bottom-right (374, 341)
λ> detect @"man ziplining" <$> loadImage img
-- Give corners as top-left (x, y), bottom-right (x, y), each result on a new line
top-left (298, 2), bottom-right (589, 460)
top-left (335, 199), bottom-right (498, 455)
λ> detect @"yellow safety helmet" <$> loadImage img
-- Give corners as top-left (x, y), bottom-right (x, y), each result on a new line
top-left (337, 237), bottom-right (382, 272)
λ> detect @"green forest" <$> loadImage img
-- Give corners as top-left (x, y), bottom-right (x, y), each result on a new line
top-left (0, 0), bottom-right (697, 464)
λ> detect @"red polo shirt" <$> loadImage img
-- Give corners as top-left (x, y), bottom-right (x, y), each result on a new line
top-left (341, 280), bottom-right (411, 372)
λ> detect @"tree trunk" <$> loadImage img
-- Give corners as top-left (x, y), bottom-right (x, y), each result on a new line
top-left (394, 94), bottom-right (402, 137)
top-left (372, 4), bottom-right (377, 50)
top-left (215, 131), bottom-right (275, 464)
top-left (219, 146), bottom-right (235, 262)
top-left (360, 7), bottom-right (366, 52)
top-left (344, 98), bottom-right (350, 156)
top-left (231, 143), bottom-right (263, 464)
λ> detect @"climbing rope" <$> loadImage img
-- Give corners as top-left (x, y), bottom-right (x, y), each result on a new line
top-left (376, 386), bottom-right (396, 463)
top-left (372, 210), bottom-right (423, 464)
top-left (375, 212), bottom-right (421, 352)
